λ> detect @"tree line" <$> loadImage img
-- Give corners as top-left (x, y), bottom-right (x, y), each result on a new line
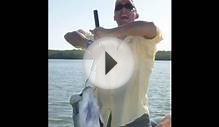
top-left (48, 49), bottom-right (171, 60)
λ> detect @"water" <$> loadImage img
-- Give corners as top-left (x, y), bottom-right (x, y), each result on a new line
top-left (49, 59), bottom-right (171, 127)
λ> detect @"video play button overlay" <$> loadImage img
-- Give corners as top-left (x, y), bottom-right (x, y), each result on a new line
top-left (83, 37), bottom-right (134, 89)
top-left (105, 51), bottom-right (117, 75)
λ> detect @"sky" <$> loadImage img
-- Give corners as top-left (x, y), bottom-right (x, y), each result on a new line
top-left (49, 0), bottom-right (171, 51)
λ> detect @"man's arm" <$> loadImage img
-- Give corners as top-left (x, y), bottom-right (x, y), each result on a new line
top-left (64, 30), bottom-right (91, 49)
top-left (111, 21), bottom-right (157, 39)
top-left (90, 21), bottom-right (157, 39)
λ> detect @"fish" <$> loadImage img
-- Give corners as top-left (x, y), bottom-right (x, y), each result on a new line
top-left (70, 86), bottom-right (104, 127)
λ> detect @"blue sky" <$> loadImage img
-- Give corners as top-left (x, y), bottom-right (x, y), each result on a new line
top-left (49, 0), bottom-right (171, 51)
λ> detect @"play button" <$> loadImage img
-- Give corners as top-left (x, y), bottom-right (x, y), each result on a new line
top-left (105, 51), bottom-right (117, 75)
top-left (83, 37), bottom-right (134, 89)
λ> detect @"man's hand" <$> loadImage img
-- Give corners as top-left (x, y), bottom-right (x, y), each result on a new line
top-left (64, 30), bottom-right (89, 48)
top-left (90, 27), bottom-right (126, 40)
top-left (90, 27), bottom-right (111, 40)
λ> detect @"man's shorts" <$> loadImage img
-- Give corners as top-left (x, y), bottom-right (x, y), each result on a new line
top-left (120, 114), bottom-right (153, 127)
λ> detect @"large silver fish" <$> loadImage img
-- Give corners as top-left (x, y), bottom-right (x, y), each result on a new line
top-left (70, 86), bottom-right (104, 127)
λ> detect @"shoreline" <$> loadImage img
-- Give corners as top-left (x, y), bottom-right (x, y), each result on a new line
top-left (48, 58), bottom-right (171, 61)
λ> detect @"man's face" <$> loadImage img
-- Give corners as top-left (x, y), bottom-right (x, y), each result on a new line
top-left (114, 0), bottom-right (138, 26)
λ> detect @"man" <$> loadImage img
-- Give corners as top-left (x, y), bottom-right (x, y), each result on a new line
top-left (65, 0), bottom-right (169, 127)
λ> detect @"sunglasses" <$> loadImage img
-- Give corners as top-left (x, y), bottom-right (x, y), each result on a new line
top-left (115, 3), bottom-right (135, 11)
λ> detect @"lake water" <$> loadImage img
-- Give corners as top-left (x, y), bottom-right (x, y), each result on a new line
top-left (48, 59), bottom-right (171, 127)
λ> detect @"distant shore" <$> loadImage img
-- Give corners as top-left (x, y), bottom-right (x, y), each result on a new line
top-left (48, 49), bottom-right (171, 60)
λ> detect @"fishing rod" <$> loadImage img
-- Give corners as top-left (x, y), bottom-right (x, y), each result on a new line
top-left (93, 10), bottom-right (112, 127)
top-left (84, 10), bottom-right (100, 87)
top-left (94, 10), bottom-right (99, 27)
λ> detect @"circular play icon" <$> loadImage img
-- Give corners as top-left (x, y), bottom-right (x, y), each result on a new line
top-left (83, 37), bottom-right (134, 89)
